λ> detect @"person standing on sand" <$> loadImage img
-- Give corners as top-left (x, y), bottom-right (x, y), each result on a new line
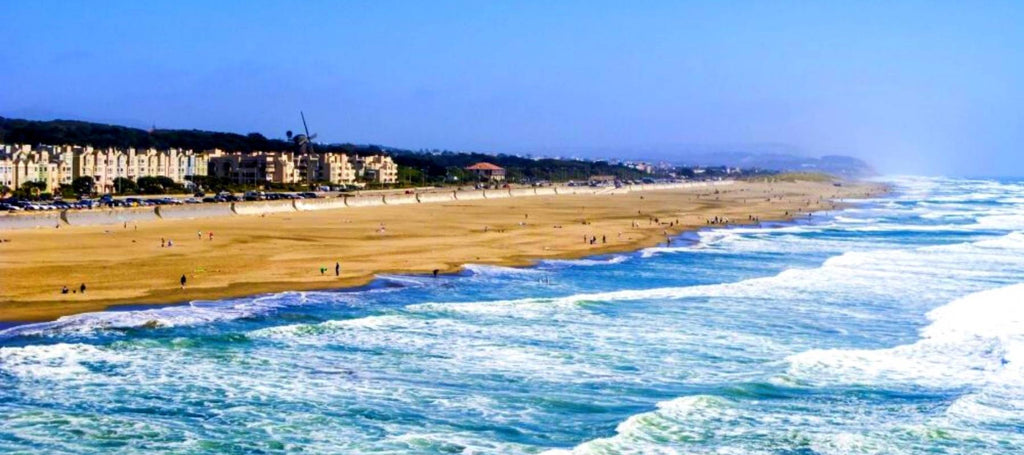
top-left (433, 269), bottom-right (439, 278)
top-left (161, 238), bottom-right (165, 248)
top-left (335, 262), bottom-right (340, 276)
top-left (197, 230), bottom-right (202, 240)
top-left (209, 232), bottom-right (214, 241)
top-left (180, 274), bottom-right (187, 289)
top-left (80, 283), bottom-right (86, 294)
top-left (61, 285), bottom-right (69, 294)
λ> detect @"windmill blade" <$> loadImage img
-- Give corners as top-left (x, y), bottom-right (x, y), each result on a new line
top-left (299, 111), bottom-right (317, 154)
top-left (301, 111), bottom-right (311, 137)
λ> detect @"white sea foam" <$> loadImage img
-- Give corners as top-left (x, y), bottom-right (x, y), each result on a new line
top-left (376, 273), bottom-right (434, 286)
top-left (0, 291), bottom-right (360, 338)
top-left (410, 231), bottom-right (1024, 324)
top-left (541, 255), bottom-right (629, 267)
top-left (786, 283), bottom-right (1024, 388)
top-left (462, 263), bottom-right (543, 276)
top-left (0, 343), bottom-right (125, 380)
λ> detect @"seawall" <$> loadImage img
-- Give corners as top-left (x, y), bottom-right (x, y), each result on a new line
top-left (0, 181), bottom-right (735, 230)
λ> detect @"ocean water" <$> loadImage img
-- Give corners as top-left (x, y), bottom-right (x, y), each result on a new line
top-left (1, 176), bottom-right (1023, 454)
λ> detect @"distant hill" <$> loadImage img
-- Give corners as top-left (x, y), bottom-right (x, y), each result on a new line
top-left (544, 144), bottom-right (876, 178)
top-left (0, 116), bottom-right (292, 152)
top-left (673, 151), bottom-right (875, 178)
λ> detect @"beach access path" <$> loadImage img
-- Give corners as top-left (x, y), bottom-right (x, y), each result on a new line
top-left (0, 180), bottom-right (885, 322)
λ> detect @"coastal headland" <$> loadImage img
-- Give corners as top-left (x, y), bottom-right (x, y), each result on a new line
top-left (0, 180), bottom-right (885, 322)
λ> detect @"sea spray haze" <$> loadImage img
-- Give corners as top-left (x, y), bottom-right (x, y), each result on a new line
top-left (2, 176), bottom-right (1023, 453)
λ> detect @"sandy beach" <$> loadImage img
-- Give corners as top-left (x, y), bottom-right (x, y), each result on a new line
top-left (0, 180), bottom-right (884, 322)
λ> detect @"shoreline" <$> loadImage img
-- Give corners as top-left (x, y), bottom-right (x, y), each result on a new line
top-left (0, 216), bottom-right (841, 333)
top-left (0, 180), bottom-right (888, 323)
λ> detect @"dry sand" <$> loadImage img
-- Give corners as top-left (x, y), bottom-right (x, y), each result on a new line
top-left (0, 180), bottom-right (885, 322)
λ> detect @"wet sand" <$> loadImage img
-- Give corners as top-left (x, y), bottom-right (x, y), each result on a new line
top-left (0, 180), bottom-right (885, 322)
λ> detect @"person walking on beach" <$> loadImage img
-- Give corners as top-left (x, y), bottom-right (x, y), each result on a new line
top-left (335, 262), bottom-right (340, 276)
top-left (161, 238), bottom-right (165, 248)
top-left (209, 232), bottom-right (214, 241)
top-left (180, 274), bottom-right (187, 289)
top-left (80, 283), bottom-right (86, 294)
top-left (197, 230), bottom-right (203, 240)
top-left (432, 269), bottom-right (439, 278)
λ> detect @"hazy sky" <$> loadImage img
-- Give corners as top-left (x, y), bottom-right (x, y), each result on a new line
top-left (2, 1), bottom-right (1022, 176)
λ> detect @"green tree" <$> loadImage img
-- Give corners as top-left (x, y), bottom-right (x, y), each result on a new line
top-left (137, 176), bottom-right (161, 194)
top-left (137, 176), bottom-right (182, 194)
top-left (154, 176), bottom-right (176, 189)
top-left (71, 176), bottom-right (95, 196)
top-left (58, 185), bottom-right (76, 199)
top-left (112, 177), bottom-right (137, 194)
top-left (20, 181), bottom-right (46, 196)
top-left (397, 166), bottom-right (422, 186)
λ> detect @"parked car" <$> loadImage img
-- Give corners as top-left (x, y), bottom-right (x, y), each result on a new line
top-left (300, 192), bottom-right (319, 198)
top-left (12, 200), bottom-right (43, 210)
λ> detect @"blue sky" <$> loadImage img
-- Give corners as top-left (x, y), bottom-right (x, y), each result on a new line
top-left (1, 1), bottom-right (1022, 176)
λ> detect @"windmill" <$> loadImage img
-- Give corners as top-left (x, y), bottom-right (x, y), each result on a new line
top-left (286, 111), bottom-right (318, 154)
top-left (287, 111), bottom-right (321, 184)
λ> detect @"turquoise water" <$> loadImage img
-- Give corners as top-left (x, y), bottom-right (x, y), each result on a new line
top-left (2, 176), bottom-right (1023, 454)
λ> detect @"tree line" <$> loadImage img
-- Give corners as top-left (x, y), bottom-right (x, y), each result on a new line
top-left (1, 117), bottom-right (662, 186)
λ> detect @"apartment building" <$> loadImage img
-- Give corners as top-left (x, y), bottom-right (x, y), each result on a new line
top-left (355, 154), bottom-right (398, 184)
top-left (0, 144), bottom-right (209, 193)
top-left (1, 144), bottom-right (397, 192)
top-left (209, 151), bottom-right (394, 186)
top-left (0, 144), bottom-right (73, 192)
top-left (208, 151), bottom-right (364, 185)
top-left (68, 146), bottom-right (208, 192)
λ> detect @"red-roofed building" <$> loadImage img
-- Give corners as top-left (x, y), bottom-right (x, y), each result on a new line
top-left (464, 162), bottom-right (506, 181)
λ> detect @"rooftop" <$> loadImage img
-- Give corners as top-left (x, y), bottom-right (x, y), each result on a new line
top-left (465, 162), bottom-right (504, 171)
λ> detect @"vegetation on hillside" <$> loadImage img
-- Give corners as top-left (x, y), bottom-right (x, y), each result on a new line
top-left (1, 117), bottom-right (661, 184)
